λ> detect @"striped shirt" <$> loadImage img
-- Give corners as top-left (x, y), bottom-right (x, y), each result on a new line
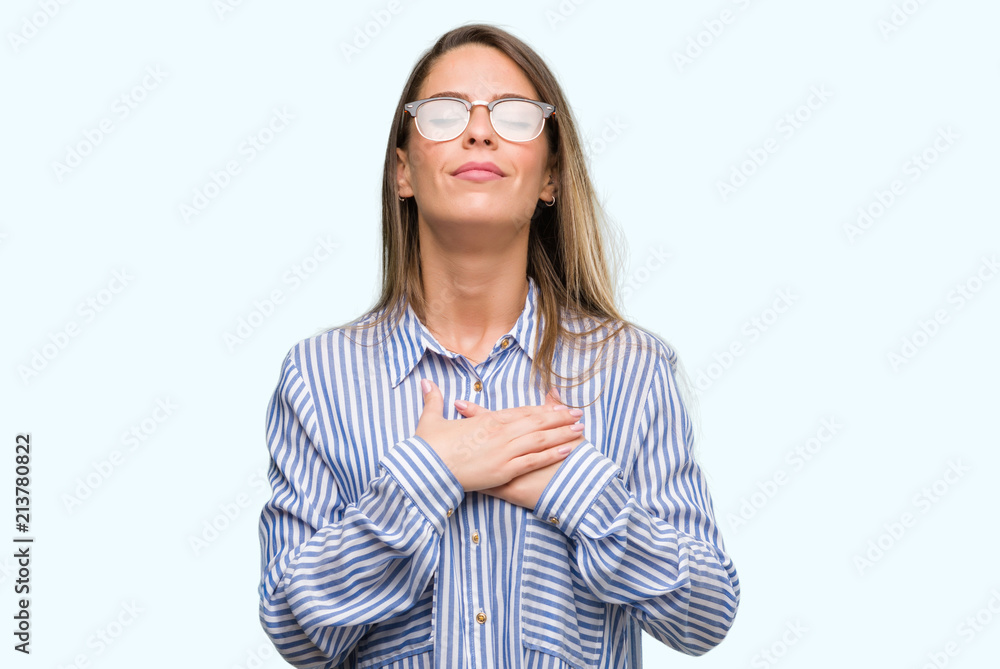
top-left (258, 275), bottom-right (740, 668)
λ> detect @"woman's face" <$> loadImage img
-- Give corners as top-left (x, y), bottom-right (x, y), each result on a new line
top-left (396, 44), bottom-right (558, 238)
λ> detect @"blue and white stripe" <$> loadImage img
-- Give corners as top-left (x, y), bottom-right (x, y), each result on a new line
top-left (258, 276), bottom-right (740, 668)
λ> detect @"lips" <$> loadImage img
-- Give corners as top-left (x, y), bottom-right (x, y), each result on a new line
top-left (452, 161), bottom-right (505, 177)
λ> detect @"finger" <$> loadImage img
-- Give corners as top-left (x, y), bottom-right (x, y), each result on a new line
top-left (509, 442), bottom-right (573, 477)
top-left (503, 413), bottom-right (585, 457)
top-left (421, 378), bottom-right (443, 416)
top-left (454, 398), bottom-right (484, 416)
top-left (543, 386), bottom-right (561, 407)
top-left (471, 386), bottom-right (565, 421)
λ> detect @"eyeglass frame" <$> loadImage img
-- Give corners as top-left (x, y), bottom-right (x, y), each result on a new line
top-left (402, 96), bottom-right (557, 143)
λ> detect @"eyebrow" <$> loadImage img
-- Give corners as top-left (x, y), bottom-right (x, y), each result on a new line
top-left (425, 91), bottom-right (532, 101)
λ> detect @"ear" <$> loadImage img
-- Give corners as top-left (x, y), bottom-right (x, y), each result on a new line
top-left (396, 146), bottom-right (413, 198)
top-left (539, 158), bottom-right (558, 203)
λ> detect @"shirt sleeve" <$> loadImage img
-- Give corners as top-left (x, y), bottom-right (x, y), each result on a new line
top-left (531, 349), bottom-right (740, 656)
top-left (257, 349), bottom-right (465, 668)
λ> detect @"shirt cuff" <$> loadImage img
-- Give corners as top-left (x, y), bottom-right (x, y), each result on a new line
top-left (532, 439), bottom-right (625, 537)
top-left (379, 435), bottom-right (465, 536)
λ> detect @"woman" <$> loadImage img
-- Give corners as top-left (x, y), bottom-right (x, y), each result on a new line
top-left (258, 23), bottom-right (739, 668)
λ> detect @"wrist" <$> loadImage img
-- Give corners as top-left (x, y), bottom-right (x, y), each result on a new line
top-left (380, 435), bottom-right (465, 534)
top-left (532, 440), bottom-right (623, 536)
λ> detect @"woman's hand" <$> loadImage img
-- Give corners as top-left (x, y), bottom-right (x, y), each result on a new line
top-left (479, 459), bottom-right (567, 512)
top-left (457, 388), bottom-right (586, 511)
top-left (414, 380), bottom-right (585, 494)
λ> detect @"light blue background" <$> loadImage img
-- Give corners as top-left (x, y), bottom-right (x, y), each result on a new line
top-left (2, 1), bottom-right (998, 667)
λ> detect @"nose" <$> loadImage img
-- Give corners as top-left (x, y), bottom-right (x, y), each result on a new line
top-left (464, 101), bottom-right (495, 142)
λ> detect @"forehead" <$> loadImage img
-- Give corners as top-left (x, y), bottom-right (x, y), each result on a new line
top-left (418, 44), bottom-right (539, 101)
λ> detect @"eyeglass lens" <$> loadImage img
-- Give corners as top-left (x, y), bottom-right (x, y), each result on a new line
top-left (416, 99), bottom-right (544, 142)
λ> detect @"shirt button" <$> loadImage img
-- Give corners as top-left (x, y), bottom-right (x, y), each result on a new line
top-left (475, 611), bottom-right (487, 624)
top-left (446, 508), bottom-right (453, 518)
top-left (472, 531), bottom-right (479, 544)
top-left (548, 516), bottom-right (559, 524)
top-left (500, 338), bottom-right (509, 349)
top-left (473, 380), bottom-right (482, 392)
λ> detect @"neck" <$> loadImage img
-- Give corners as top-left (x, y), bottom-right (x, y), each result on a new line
top-left (414, 212), bottom-right (532, 349)
top-left (416, 270), bottom-right (529, 358)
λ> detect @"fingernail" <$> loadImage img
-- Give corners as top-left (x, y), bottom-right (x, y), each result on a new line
top-left (454, 399), bottom-right (468, 410)
top-left (557, 445), bottom-right (573, 454)
top-left (569, 408), bottom-right (583, 416)
top-left (553, 404), bottom-right (568, 411)
top-left (421, 379), bottom-right (431, 394)
top-left (569, 422), bottom-right (585, 431)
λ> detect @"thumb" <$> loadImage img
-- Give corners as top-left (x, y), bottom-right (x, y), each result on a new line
top-left (543, 386), bottom-right (561, 407)
top-left (421, 378), bottom-right (443, 415)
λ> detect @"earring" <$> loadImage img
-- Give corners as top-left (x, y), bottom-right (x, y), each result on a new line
top-left (544, 194), bottom-right (556, 207)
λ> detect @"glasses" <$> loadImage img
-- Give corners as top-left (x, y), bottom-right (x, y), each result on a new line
top-left (403, 97), bottom-right (556, 142)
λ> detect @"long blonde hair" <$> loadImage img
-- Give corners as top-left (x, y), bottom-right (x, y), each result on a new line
top-left (332, 22), bottom-right (652, 401)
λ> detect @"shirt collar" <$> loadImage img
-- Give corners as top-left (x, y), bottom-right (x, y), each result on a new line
top-left (381, 276), bottom-right (541, 388)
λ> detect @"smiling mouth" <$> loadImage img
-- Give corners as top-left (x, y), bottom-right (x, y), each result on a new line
top-left (452, 170), bottom-right (504, 181)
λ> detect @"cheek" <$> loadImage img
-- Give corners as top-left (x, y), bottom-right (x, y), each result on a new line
top-left (408, 148), bottom-right (429, 180)
top-left (523, 149), bottom-right (550, 184)
top-left (408, 145), bottom-right (449, 191)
